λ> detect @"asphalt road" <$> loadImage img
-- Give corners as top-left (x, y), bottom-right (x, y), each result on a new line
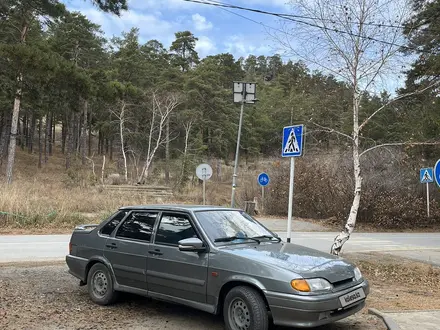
top-left (0, 231), bottom-right (439, 264)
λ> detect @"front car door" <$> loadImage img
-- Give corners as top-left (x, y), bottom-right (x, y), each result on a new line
top-left (147, 212), bottom-right (209, 304)
top-left (104, 210), bottom-right (158, 291)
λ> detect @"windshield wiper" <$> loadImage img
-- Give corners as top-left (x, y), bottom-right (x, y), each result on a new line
top-left (252, 235), bottom-right (282, 243)
top-left (214, 236), bottom-right (261, 244)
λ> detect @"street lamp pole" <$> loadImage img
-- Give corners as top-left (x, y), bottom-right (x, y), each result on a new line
top-left (231, 97), bottom-right (245, 208)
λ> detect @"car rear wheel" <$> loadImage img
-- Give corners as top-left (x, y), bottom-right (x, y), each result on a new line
top-left (223, 286), bottom-right (269, 330)
top-left (87, 263), bottom-right (118, 305)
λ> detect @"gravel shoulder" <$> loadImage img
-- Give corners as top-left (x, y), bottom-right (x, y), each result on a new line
top-left (0, 264), bottom-right (383, 330)
top-left (1, 251), bottom-right (438, 330)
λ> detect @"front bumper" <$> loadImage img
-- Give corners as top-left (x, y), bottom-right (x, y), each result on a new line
top-left (265, 279), bottom-right (369, 328)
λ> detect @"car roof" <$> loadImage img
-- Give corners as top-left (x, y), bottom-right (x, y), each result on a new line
top-left (118, 204), bottom-right (241, 212)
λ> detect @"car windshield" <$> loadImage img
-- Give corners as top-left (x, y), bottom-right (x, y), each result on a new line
top-left (195, 210), bottom-right (276, 245)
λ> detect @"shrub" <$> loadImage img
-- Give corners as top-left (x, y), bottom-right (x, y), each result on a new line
top-left (264, 149), bottom-right (440, 229)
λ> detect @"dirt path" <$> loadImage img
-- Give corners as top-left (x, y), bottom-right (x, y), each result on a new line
top-left (0, 264), bottom-right (383, 330)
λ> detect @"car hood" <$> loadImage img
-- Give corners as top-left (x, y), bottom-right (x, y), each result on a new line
top-left (220, 242), bottom-right (356, 283)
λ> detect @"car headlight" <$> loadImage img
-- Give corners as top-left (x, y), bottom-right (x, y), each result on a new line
top-left (291, 278), bottom-right (333, 293)
top-left (354, 267), bottom-right (363, 281)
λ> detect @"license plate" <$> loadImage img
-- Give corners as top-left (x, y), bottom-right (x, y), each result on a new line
top-left (339, 288), bottom-right (366, 307)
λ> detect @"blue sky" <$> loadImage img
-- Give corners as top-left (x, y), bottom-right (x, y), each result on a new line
top-left (60, 0), bottom-right (410, 94)
top-left (61, 0), bottom-right (289, 59)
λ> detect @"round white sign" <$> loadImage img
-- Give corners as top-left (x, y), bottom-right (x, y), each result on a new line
top-left (196, 163), bottom-right (213, 181)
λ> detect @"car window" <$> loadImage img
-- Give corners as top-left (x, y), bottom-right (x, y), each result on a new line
top-left (100, 210), bottom-right (128, 236)
top-left (195, 210), bottom-right (274, 244)
top-left (115, 212), bottom-right (158, 242)
top-left (155, 214), bottom-right (198, 246)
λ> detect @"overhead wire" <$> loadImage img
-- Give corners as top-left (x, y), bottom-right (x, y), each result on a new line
top-left (182, 0), bottom-right (431, 53)
top-left (206, 0), bottom-right (408, 29)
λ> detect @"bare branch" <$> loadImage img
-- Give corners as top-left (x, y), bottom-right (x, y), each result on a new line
top-left (358, 80), bottom-right (440, 131)
top-left (360, 141), bottom-right (440, 158)
top-left (138, 91), bottom-right (182, 182)
top-left (309, 121), bottom-right (353, 140)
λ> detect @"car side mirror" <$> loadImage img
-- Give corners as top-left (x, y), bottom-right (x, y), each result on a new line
top-left (178, 238), bottom-right (206, 252)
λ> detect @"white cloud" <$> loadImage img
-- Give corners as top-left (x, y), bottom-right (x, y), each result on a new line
top-left (128, 0), bottom-right (289, 10)
top-left (192, 13), bottom-right (213, 31)
top-left (195, 36), bottom-right (217, 57)
top-left (224, 35), bottom-right (271, 57)
top-left (128, 0), bottom-right (201, 11)
top-left (79, 8), bottom-right (179, 45)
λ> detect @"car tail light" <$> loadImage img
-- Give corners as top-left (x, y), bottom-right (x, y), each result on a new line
top-left (69, 242), bottom-right (72, 254)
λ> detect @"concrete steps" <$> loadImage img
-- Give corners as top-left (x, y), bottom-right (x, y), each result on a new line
top-left (103, 185), bottom-right (173, 197)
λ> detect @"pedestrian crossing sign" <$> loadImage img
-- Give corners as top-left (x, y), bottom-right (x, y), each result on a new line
top-left (282, 125), bottom-right (304, 157)
top-left (420, 168), bottom-right (434, 183)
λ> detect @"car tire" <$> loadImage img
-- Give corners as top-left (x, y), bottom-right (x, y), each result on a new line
top-left (87, 263), bottom-right (118, 305)
top-left (223, 286), bottom-right (269, 330)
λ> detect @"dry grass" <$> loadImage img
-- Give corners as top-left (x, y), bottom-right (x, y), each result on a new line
top-left (0, 181), bottom-right (166, 229)
top-left (0, 150), bottom-right (167, 230)
top-left (345, 253), bottom-right (440, 311)
top-left (0, 149), bottom-right (269, 231)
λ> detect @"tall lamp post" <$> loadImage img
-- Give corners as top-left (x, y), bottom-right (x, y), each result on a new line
top-left (231, 81), bottom-right (257, 208)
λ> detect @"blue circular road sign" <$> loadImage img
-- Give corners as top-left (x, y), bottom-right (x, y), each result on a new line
top-left (258, 172), bottom-right (270, 186)
top-left (434, 159), bottom-right (440, 187)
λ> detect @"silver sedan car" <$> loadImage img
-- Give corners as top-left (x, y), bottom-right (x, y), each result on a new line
top-left (66, 205), bottom-right (369, 330)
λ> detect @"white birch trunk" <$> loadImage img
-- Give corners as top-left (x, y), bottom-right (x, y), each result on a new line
top-left (137, 99), bottom-right (156, 183)
top-left (6, 22), bottom-right (28, 184)
top-left (331, 87), bottom-right (362, 255)
top-left (178, 121), bottom-right (192, 187)
top-left (331, 132), bottom-right (362, 255)
top-left (137, 92), bottom-right (180, 183)
top-left (165, 116), bottom-right (170, 184)
top-left (101, 155), bottom-right (106, 185)
top-left (6, 77), bottom-right (22, 184)
top-left (119, 102), bottom-right (128, 183)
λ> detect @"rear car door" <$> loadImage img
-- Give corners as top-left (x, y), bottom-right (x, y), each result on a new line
top-left (104, 210), bottom-right (158, 291)
top-left (147, 212), bottom-right (209, 304)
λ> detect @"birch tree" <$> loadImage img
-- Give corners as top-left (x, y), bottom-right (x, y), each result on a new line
top-left (137, 91), bottom-right (182, 183)
top-left (111, 100), bottom-right (129, 182)
top-left (273, 0), bottom-right (439, 255)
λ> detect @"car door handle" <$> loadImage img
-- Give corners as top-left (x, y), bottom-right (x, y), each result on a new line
top-left (106, 243), bottom-right (118, 249)
top-left (148, 250), bottom-right (163, 256)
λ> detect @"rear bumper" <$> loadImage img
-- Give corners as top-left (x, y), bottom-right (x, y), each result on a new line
top-left (265, 280), bottom-right (369, 328)
top-left (66, 255), bottom-right (88, 282)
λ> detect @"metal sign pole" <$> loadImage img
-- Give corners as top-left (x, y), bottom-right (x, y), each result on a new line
top-left (282, 124), bottom-right (304, 244)
top-left (203, 179), bottom-right (206, 205)
top-left (426, 181), bottom-right (430, 218)
top-left (287, 157), bottom-right (295, 243)
top-left (261, 185), bottom-right (265, 214)
top-left (196, 163), bottom-right (212, 206)
top-left (231, 98), bottom-right (245, 208)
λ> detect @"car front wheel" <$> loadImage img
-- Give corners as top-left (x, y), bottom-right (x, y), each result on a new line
top-left (223, 286), bottom-right (269, 330)
top-left (87, 263), bottom-right (118, 305)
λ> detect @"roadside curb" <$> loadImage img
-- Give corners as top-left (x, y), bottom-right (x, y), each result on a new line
top-left (368, 308), bottom-right (401, 330)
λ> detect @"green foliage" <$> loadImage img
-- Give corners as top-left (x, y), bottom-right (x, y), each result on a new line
top-left (1, 1), bottom-right (437, 190)
top-left (170, 31), bottom-right (200, 72)
top-left (91, 0), bottom-right (127, 15)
